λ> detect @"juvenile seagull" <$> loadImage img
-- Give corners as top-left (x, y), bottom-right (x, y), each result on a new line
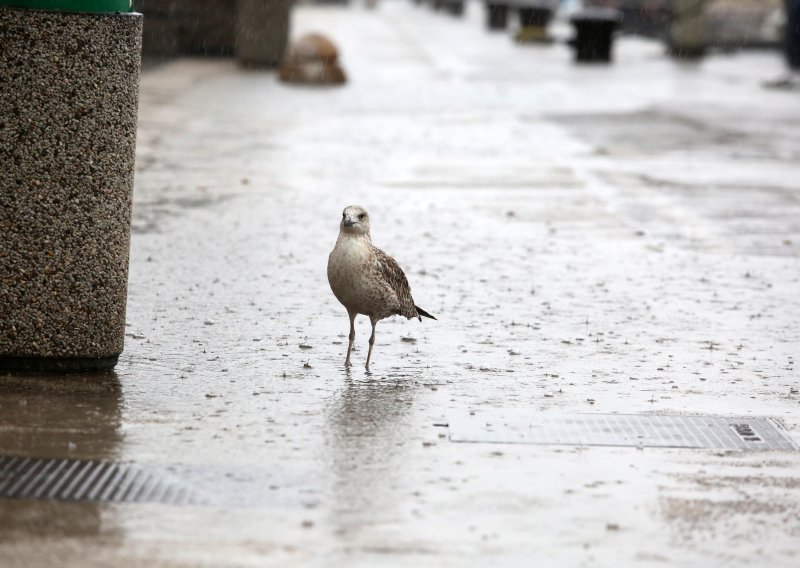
top-left (327, 205), bottom-right (436, 370)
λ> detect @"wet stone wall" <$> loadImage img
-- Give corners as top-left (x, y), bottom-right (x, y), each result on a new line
top-left (0, 8), bottom-right (142, 370)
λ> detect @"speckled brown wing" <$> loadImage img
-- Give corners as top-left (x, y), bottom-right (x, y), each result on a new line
top-left (371, 245), bottom-right (419, 320)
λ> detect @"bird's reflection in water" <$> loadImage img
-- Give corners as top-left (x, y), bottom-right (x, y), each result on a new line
top-left (324, 367), bottom-right (419, 535)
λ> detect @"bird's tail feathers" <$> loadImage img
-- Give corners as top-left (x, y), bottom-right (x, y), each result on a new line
top-left (415, 306), bottom-right (437, 321)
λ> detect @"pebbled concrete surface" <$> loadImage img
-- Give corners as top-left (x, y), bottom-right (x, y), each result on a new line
top-left (0, 8), bottom-right (142, 362)
top-left (1, 3), bottom-right (799, 567)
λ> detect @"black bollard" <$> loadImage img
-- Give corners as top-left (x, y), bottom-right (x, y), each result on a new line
top-left (569, 8), bottom-right (623, 63)
top-left (519, 6), bottom-right (551, 28)
top-left (485, 2), bottom-right (509, 30)
top-left (445, 0), bottom-right (464, 16)
top-left (788, 0), bottom-right (800, 70)
top-left (516, 4), bottom-right (554, 43)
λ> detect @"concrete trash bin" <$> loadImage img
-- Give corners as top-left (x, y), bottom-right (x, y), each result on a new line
top-left (668, 0), bottom-right (707, 58)
top-left (133, 0), bottom-right (236, 58)
top-left (236, 0), bottom-right (292, 68)
top-left (0, 0), bottom-right (142, 373)
top-left (569, 8), bottom-right (623, 63)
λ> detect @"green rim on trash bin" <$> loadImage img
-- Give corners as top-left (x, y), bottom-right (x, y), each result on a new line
top-left (0, 0), bottom-right (133, 13)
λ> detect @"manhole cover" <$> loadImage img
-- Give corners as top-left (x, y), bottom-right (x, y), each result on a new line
top-left (447, 411), bottom-right (799, 450)
top-left (0, 456), bottom-right (208, 505)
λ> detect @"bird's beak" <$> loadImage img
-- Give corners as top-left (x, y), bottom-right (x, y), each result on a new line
top-left (343, 218), bottom-right (356, 227)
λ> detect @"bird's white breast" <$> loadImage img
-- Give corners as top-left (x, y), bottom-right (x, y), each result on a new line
top-left (328, 235), bottom-right (374, 308)
top-left (329, 235), bottom-right (371, 270)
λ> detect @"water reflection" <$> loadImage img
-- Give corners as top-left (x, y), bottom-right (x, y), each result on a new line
top-left (324, 368), bottom-right (418, 534)
top-left (0, 372), bottom-right (122, 460)
top-left (0, 373), bottom-right (123, 544)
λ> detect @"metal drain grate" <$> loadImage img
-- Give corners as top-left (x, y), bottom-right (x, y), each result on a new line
top-left (0, 456), bottom-right (208, 505)
top-left (447, 411), bottom-right (799, 450)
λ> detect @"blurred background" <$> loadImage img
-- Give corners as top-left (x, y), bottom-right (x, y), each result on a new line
top-left (131, 0), bottom-right (793, 61)
top-left (2, 1), bottom-right (800, 566)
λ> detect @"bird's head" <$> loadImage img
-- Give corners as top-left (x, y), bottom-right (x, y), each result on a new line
top-left (340, 205), bottom-right (371, 236)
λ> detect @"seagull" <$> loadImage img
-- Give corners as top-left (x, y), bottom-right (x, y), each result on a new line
top-left (327, 205), bottom-right (436, 370)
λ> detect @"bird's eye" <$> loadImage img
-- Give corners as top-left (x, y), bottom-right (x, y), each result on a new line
top-left (342, 212), bottom-right (345, 218)
top-left (358, 213), bottom-right (366, 220)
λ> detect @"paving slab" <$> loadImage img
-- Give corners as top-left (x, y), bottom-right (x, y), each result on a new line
top-left (1, 2), bottom-right (799, 567)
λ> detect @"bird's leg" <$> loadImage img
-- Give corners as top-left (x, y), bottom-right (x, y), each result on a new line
top-left (365, 317), bottom-right (377, 371)
top-left (345, 311), bottom-right (356, 367)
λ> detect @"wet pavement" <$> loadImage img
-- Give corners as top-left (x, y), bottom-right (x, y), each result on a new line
top-left (2, 3), bottom-right (800, 566)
